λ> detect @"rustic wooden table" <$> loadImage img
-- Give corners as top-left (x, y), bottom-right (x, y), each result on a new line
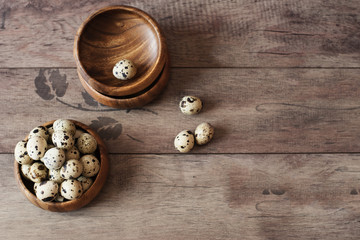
top-left (1, 0), bottom-right (360, 239)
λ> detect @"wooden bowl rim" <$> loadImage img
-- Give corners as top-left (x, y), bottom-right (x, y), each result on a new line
top-left (78, 59), bottom-right (170, 109)
top-left (14, 120), bottom-right (109, 212)
top-left (74, 5), bottom-right (167, 97)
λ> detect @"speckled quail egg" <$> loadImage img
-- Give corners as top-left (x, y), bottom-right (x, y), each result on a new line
top-left (53, 119), bottom-right (76, 136)
top-left (60, 179), bottom-right (83, 200)
top-left (36, 180), bottom-right (58, 202)
top-left (76, 133), bottom-right (97, 154)
top-left (20, 164), bottom-right (32, 180)
top-left (29, 126), bottom-right (50, 142)
top-left (42, 147), bottom-right (66, 170)
top-left (194, 122), bottom-right (215, 145)
top-left (14, 140), bottom-right (33, 165)
top-left (29, 162), bottom-right (48, 183)
top-left (26, 136), bottom-right (47, 160)
top-left (113, 59), bottom-right (137, 80)
top-left (74, 128), bottom-right (85, 140)
top-left (79, 155), bottom-right (100, 177)
top-left (174, 130), bottom-right (195, 153)
top-left (60, 159), bottom-right (83, 179)
top-left (179, 96), bottom-right (203, 115)
top-left (52, 130), bottom-right (74, 150)
top-left (49, 168), bottom-right (63, 184)
top-left (65, 146), bottom-right (80, 160)
top-left (77, 176), bottom-right (94, 192)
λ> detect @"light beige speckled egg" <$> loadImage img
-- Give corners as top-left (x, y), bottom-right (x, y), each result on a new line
top-left (14, 140), bottom-right (33, 165)
top-left (76, 133), bottom-right (97, 154)
top-left (65, 146), bottom-right (80, 160)
top-left (79, 155), bottom-right (100, 177)
top-left (60, 159), bottom-right (83, 179)
top-left (29, 162), bottom-right (48, 183)
top-left (36, 180), bottom-right (59, 202)
top-left (29, 126), bottom-right (50, 142)
top-left (194, 122), bottom-right (215, 145)
top-left (60, 179), bottom-right (83, 200)
top-left (179, 96), bottom-right (202, 115)
top-left (52, 130), bottom-right (74, 150)
top-left (49, 168), bottom-right (64, 184)
top-left (174, 130), bottom-right (195, 153)
top-left (42, 147), bottom-right (66, 170)
top-left (77, 176), bottom-right (94, 192)
top-left (53, 119), bottom-right (76, 136)
top-left (26, 136), bottom-right (47, 160)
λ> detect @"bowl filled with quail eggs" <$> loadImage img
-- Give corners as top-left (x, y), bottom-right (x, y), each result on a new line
top-left (14, 119), bottom-right (109, 212)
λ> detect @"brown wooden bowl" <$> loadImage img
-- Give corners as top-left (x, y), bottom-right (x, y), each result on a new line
top-left (14, 120), bottom-right (109, 212)
top-left (74, 5), bottom-right (167, 97)
top-left (78, 59), bottom-right (170, 109)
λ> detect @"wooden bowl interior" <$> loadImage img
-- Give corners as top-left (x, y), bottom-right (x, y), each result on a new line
top-left (78, 60), bottom-right (170, 109)
top-left (77, 6), bottom-right (164, 96)
top-left (14, 120), bottom-right (109, 212)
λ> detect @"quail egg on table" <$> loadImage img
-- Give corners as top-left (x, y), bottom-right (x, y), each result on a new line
top-left (52, 130), bottom-right (75, 150)
top-left (60, 159), bottom-right (83, 179)
top-left (79, 154), bottom-right (100, 177)
top-left (60, 179), bottom-right (83, 200)
top-left (194, 122), bottom-right (215, 145)
top-left (35, 180), bottom-right (59, 202)
top-left (113, 59), bottom-right (137, 80)
top-left (42, 148), bottom-right (66, 170)
top-left (14, 140), bottom-right (33, 165)
top-left (174, 130), bottom-right (195, 153)
top-left (179, 96), bottom-right (203, 115)
top-left (76, 133), bottom-right (97, 154)
top-left (27, 136), bottom-right (47, 160)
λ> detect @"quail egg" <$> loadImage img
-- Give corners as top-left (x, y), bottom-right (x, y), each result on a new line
top-left (36, 180), bottom-right (59, 202)
top-left (113, 59), bottom-right (137, 80)
top-left (174, 130), bottom-right (195, 153)
top-left (52, 130), bottom-right (74, 150)
top-left (194, 122), bottom-right (215, 145)
top-left (14, 140), bottom-right (33, 165)
top-left (29, 162), bottom-right (48, 183)
top-left (29, 126), bottom-right (50, 142)
top-left (179, 96), bottom-right (203, 115)
top-left (42, 147), bottom-right (66, 170)
top-left (26, 136), bottom-right (47, 160)
top-left (79, 154), bottom-right (100, 177)
top-left (77, 176), bottom-right (94, 192)
top-left (60, 159), bottom-right (83, 179)
top-left (53, 119), bottom-right (76, 136)
top-left (60, 179), bottom-right (83, 200)
top-left (76, 133), bottom-right (97, 154)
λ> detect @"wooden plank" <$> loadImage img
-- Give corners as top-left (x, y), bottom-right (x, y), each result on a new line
top-left (1, 0), bottom-right (360, 68)
top-left (2, 153), bottom-right (360, 239)
top-left (2, 68), bottom-right (360, 154)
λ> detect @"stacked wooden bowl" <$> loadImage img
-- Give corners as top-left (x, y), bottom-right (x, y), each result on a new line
top-left (74, 6), bottom-right (169, 109)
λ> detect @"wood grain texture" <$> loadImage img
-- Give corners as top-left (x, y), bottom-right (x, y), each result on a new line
top-left (3, 153), bottom-right (360, 239)
top-left (0, 0), bottom-right (359, 68)
top-left (1, 68), bottom-right (360, 154)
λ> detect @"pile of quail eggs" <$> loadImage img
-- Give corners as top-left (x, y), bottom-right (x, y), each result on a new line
top-left (174, 96), bottom-right (215, 153)
top-left (14, 119), bottom-right (100, 202)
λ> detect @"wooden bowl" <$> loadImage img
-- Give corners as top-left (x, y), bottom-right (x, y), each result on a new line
top-left (78, 60), bottom-right (170, 109)
top-left (74, 5), bottom-right (167, 97)
top-left (14, 120), bottom-right (109, 212)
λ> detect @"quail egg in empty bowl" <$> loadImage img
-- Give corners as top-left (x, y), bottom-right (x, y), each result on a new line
top-left (14, 119), bottom-right (109, 212)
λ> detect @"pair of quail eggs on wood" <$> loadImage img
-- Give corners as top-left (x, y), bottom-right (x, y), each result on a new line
top-left (174, 96), bottom-right (215, 153)
top-left (14, 119), bottom-right (100, 202)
